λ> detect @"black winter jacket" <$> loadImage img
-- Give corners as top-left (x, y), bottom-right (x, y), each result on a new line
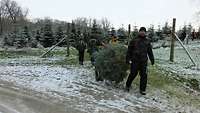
top-left (126, 36), bottom-right (154, 65)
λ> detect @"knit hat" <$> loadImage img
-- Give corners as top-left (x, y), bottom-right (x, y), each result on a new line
top-left (139, 27), bottom-right (146, 32)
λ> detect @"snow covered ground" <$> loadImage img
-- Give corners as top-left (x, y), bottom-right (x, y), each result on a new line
top-left (153, 40), bottom-right (200, 80)
top-left (0, 56), bottom-right (199, 113)
top-left (0, 41), bottom-right (199, 113)
top-left (0, 60), bottom-right (163, 113)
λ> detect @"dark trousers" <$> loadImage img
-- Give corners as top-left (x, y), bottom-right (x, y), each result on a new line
top-left (79, 51), bottom-right (85, 65)
top-left (126, 62), bottom-right (148, 91)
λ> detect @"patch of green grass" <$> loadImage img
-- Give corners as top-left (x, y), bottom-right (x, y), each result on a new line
top-left (46, 48), bottom-right (90, 65)
top-left (131, 65), bottom-right (175, 88)
top-left (0, 47), bottom-right (92, 66)
top-left (173, 76), bottom-right (200, 91)
top-left (148, 67), bottom-right (176, 88)
top-left (84, 50), bottom-right (91, 61)
top-left (0, 47), bottom-right (78, 58)
top-left (54, 55), bottom-right (79, 65)
top-left (133, 64), bottom-right (199, 91)
top-left (133, 65), bottom-right (200, 108)
top-left (0, 47), bottom-right (92, 65)
top-left (0, 49), bottom-right (44, 58)
top-left (165, 84), bottom-right (200, 108)
top-left (54, 51), bottom-right (91, 66)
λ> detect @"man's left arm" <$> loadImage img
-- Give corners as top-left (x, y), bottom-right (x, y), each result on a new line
top-left (147, 42), bottom-right (155, 65)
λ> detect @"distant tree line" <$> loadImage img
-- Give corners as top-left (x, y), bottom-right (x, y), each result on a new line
top-left (1, 0), bottom-right (199, 49)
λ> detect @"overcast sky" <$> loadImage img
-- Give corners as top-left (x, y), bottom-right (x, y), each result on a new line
top-left (15, 0), bottom-right (200, 29)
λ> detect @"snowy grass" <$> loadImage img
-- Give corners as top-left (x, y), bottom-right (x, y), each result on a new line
top-left (0, 47), bottom-right (77, 58)
top-left (0, 48), bottom-right (58, 58)
top-left (0, 47), bottom-right (91, 65)
top-left (153, 40), bottom-right (200, 80)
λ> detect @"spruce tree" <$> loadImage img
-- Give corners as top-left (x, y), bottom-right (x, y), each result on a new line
top-left (8, 33), bottom-right (15, 46)
top-left (13, 30), bottom-right (24, 48)
top-left (55, 26), bottom-right (64, 46)
top-left (132, 26), bottom-right (139, 39)
top-left (3, 35), bottom-right (10, 46)
top-left (90, 20), bottom-right (103, 44)
top-left (162, 22), bottom-right (171, 35)
top-left (148, 25), bottom-right (156, 42)
top-left (95, 44), bottom-right (129, 84)
top-left (110, 27), bottom-right (116, 36)
top-left (42, 23), bottom-right (54, 48)
top-left (35, 30), bottom-right (41, 42)
top-left (156, 25), bottom-right (162, 39)
top-left (117, 28), bottom-right (127, 42)
top-left (39, 27), bottom-right (45, 45)
top-left (69, 22), bottom-right (77, 48)
top-left (198, 27), bottom-right (200, 39)
top-left (23, 26), bottom-right (31, 42)
top-left (187, 24), bottom-right (192, 35)
top-left (21, 26), bottom-right (31, 47)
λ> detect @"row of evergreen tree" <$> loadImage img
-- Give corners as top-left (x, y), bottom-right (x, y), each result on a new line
top-left (2, 17), bottom-right (199, 49)
top-left (1, 18), bottom-right (128, 48)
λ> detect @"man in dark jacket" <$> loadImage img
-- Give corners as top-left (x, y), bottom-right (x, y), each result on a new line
top-left (126, 27), bottom-right (154, 95)
top-left (76, 34), bottom-right (87, 65)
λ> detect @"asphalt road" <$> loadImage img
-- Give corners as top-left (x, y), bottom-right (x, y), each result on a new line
top-left (0, 87), bottom-right (76, 113)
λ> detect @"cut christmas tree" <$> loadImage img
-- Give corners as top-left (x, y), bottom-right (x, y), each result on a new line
top-left (94, 44), bottom-right (129, 84)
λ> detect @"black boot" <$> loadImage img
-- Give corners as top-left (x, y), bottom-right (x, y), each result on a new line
top-left (140, 90), bottom-right (146, 95)
top-left (79, 62), bottom-right (83, 65)
top-left (125, 86), bottom-right (130, 92)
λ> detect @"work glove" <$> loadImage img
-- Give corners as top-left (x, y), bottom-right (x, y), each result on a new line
top-left (126, 60), bottom-right (132, 64)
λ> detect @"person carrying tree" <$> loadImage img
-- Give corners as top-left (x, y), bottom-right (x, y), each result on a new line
top-left (125, 27), bottom-right (154, 95)
top-left (109, 34), bottom-right (118, 44)
top-left (76, 33), bottom-right (87, 65)
top-left (192, 29), bottom-right (197, 41)
top-left (87, 39), bottom-right (99, 65)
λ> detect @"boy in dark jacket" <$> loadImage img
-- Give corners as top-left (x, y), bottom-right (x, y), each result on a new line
top-left (126, 27), bottom-right (154, 95)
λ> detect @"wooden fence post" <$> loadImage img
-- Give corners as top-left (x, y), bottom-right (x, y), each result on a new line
top-left (170, 18), bottom-right (176, 62)
top-left (128, 24), bottom-right (131, 37)
top-left (67, 23), bottom-right (70, 57)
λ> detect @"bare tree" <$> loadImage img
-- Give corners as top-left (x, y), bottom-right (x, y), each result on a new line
top-left (0, 0), bottom-right (7, 35)
top-left (73, 17), bottom-right (89, 33)
top-left (101, 18), bottom-right (111, 31)
top-left (0, 4), bottom-right (3, 35)
top-left (0, 0), bottom-right (28, 34)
